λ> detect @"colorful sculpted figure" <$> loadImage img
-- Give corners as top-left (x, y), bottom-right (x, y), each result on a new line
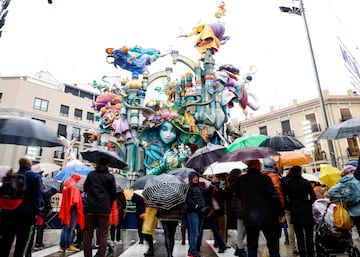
top-left (215, 64), bottom-right (260, 116)
top-left (106, 46), bottom-right (162, 77)
top-left (179, 22), bottom-right (229, 57)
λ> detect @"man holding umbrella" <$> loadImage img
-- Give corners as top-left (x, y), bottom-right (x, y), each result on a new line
top-left (83, 158), bottom-right (116, 257)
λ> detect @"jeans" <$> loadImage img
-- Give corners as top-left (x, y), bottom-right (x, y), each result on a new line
top-left (83, 212), bottom-right (110, 257)
top-left (60, 207), bottom-right (77, 248)
top-left (246, 224), bottom-right (281, 257)
top-left (204, 215), bottom-right (227, 250)
top-left (187, 212), bottom-right (203, 256)
top-left (236, 218), bottom-right (246, 249)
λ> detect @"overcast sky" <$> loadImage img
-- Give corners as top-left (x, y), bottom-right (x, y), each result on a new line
top-left (0, 0), bottom-right (359, 119)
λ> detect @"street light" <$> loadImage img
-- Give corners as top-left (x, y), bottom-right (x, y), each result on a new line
top-left (279, 0), bottom-right (337, 167)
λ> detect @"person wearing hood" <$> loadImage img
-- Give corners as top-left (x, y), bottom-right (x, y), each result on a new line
top-left (185, 171), bottom-right (213, 257)
top-left (58, 172), bottom-right (84, 252)
top-left (83, 158), bottom-right (116, 257)
top-left (328, 164), bottom-right (360, 238)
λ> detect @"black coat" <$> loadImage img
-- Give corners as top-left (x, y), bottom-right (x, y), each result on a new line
top-left (281, 173), bottom-right (316, 225)
top-left (232, 168), bottom-right (284, 226)
top-left (84, 165), bottom-right (116, 214)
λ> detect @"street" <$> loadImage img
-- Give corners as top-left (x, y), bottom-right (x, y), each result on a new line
top-left (28, 228), bottom-right (300, 257)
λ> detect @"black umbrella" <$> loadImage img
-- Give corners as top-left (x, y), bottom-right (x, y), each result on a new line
top-left (185, 143), bottom-right (226, 172)
top-left (168, 167), bottom-right (197, 180)
top-left (113, 173), bottom-right (129, 192)
top-left (0, 115), bottom-right (62, 147)
top-left (81, 148), bottom-right (128, 169)
top-left (142, 174), bottom-right (189, 210)
top-left (218, 147), bottom-right (279, 162)
top-left (260, 135), bottom-right (304, 151)
top-left (318, 118), bottom-right (360, 140)
top-left (131, 175), bottom-right (155, 190)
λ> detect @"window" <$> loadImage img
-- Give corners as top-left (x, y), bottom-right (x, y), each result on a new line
top-left (57, 124), bottom-right (67, 137)
top-left (60, 105), bottom-right (69, 117)
top-left (281, 120), bottom-right (294, 136)
top-left (259, 126), bottom-right (268, 136)
top-left (34, 97), bottom-right (49, 111)
top-left (0, 92), bottom-right (3, 103)
top-left (86, 112), bottom-right (94, 123)
top-left (305, 113), bottom-right (321, 132)
top-left (72, 127), bottom-right (81, 141)
top-left (26, 146), bottom-right (42, 157)
top-left (53, 146), bottom-right (65, 159)
top-left (340, 108), bottom-right (352, 121)
top-left (73, 147), bottom-right (79, 159)
top-left (74, 108), bottom-right (82, 120)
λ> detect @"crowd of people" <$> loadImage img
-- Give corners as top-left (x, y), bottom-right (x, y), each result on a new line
top-left (2, 155), bottom-right (360, 257)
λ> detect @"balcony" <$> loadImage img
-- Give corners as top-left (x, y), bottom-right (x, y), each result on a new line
top-left (282, 130), bottom-right (295, 137)
top-left (311, 123), bottom-right (321, 133)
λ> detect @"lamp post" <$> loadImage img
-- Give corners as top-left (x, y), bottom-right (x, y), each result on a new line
top-left (279, 0), bottom-right (337, 167)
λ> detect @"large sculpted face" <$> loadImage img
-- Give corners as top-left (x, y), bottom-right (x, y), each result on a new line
top-left (159, 121), bottom-right (177, 145)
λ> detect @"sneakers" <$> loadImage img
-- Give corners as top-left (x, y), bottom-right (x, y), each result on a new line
top-left (108, 240), bottom-right (115, 247)
top-left (59, 246), bottom-right (65, 251)
top-left (115, 240), bottom-right (122, 245)
top-left (66, 244), bottom-right (80, 252)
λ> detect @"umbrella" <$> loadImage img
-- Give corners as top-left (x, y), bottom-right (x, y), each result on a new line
top-left (203, 161), bottom-right (248, 176)
top-left (54, 164), bottom-right (94, 181)
top-left (113, 173), bottom-right (129, 192)
top-left (260, 135), bottom-right (305, 151)
top-left (302, 173), bottom-right (319, 183)
top-left (226, 135), bottom-right (268, 152)
top-left (32, 163), bottom-right (61, 176)
top-left (319, 164), bottom-right (341, 188)
top-left (218, 147), bottom-right (279, 162)
top-left (183, 176), bottom-right (211, 188)
top-left (344, 160), bottom-right (358, 167)
top-left (272, 151), bottom-right (313, 166)
top-left (318, 118), bottom-right (360, 140)
top-left (0, 115), bottom-right (62, 147)
top-left (0, 165), bottom-right (11, 182)
top-left (168, 167), bottom-right (197, 180)
top-left (185, 143), bottom-right (226, 172)
top-left (142, 174), bottom-right (189, 210)
top-left (81, 148), bottom-right (128, 169)
top-left (42, 177), bottom-right (61, 196)
top-left (131, 175), bottom-right (155, 190)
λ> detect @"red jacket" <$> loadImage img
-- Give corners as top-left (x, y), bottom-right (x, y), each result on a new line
top-left (59, 173), bottom-right (84, 229)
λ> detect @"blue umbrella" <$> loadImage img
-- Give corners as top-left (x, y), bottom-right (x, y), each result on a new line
top-left (54, 164), bottom-right (94, 181)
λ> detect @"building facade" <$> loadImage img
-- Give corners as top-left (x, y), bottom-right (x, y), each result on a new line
top-left (238, 89), bottom-right (360, 170)
top-left (0, 72), bottom-right (99, 169)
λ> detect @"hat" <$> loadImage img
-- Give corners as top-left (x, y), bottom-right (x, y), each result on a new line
top-left (341, 165), bottom-right (356, 176)
top-left (263, 157), bottom-right (276, 167)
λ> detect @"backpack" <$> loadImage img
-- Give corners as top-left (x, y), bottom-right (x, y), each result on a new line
top-left (0, 171), bottom-right (28, 210)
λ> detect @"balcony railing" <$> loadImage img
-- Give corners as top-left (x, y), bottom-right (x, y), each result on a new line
top-left (282, 130), bottom-right (295, 137)
top-left (311, 123), bottom-right (321, 133)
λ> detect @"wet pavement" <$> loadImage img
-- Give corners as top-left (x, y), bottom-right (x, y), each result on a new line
top-left (24, 227), bottom-right (360, 257)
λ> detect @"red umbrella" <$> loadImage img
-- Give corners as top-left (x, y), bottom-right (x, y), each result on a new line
top-left (218, 147), bottom-right (279, 162)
